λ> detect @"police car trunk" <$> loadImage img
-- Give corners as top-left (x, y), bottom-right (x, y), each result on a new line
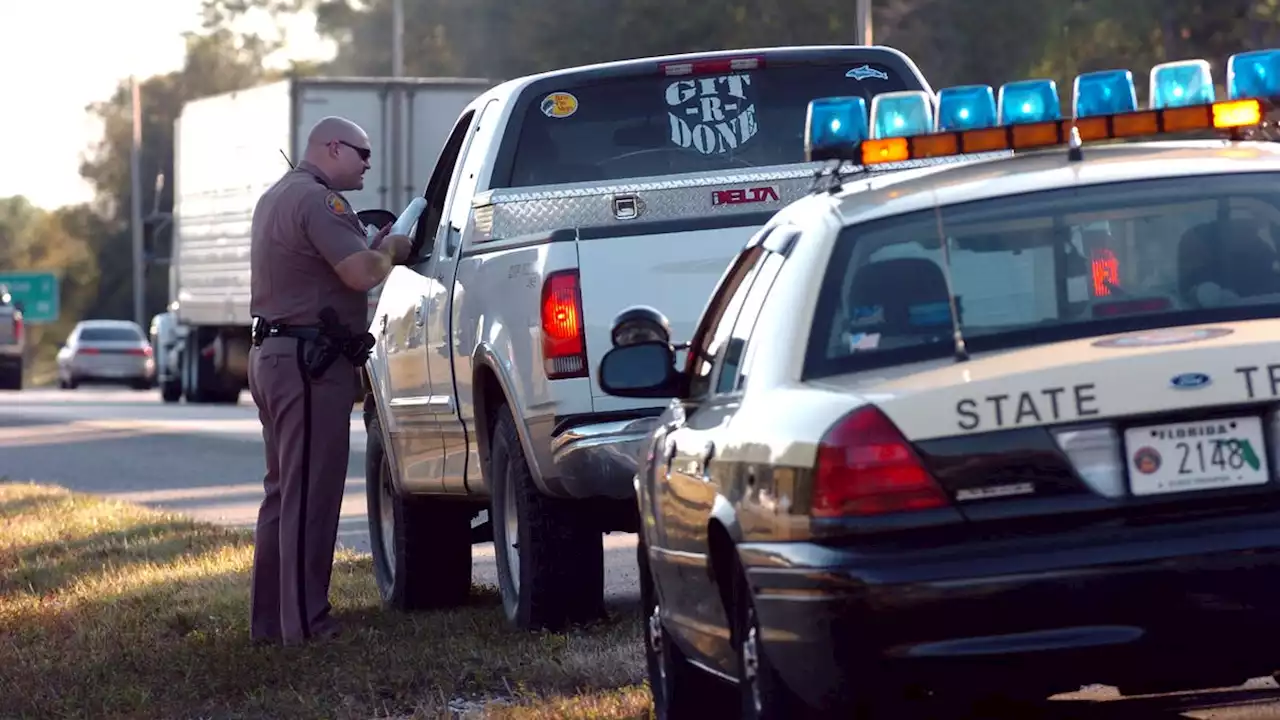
top-left (804, 131), bottom-right (1280, 534)
top-left (469, 46), bottom-right (939, 405)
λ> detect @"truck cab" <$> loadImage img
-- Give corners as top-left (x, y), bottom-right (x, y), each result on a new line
top-left (361, 45), bottom-right (934, 631)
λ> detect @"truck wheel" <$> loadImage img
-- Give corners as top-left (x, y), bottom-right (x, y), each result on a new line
top-left (490, 403), bottom-right (605, 631)
top-left (0, 364), bottom-right (21, 390)
top-left (366, 412), bottom-right (472, 610)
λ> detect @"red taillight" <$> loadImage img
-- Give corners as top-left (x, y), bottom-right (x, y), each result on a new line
top-left (541, 270), bottom-right (587, 379)
top-left (812, 406), bottom-right (948, 518)
top-left (660, 55), bottom-right (764, 76)
top-left (125, 347), bottom-right (152, 357)
top-left (12, 315), bottom-right (21, 341)
top-left (77, 348), bottom-right (100, 355)
top-left (1091, 248), bottom-right (1119, 297)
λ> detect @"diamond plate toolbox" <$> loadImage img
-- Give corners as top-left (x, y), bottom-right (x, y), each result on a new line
top-left (469, 155), bottom-right (1010, 242)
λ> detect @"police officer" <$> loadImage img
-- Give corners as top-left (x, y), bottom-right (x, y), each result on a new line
top-left (247, 115), bottom-right (411, 645)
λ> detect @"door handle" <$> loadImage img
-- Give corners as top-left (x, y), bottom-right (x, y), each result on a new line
top-left (414, 297), bottom-right (427, 326)
top-left (700, 442), bottom-right (715, 480)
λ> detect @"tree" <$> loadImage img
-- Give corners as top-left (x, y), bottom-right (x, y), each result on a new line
top-left (0, 196), bottom-right (102, 377)
top-left (78, 29), bottom-right (277, 322)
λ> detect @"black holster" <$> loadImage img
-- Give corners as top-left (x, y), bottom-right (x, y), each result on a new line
top-left (302, 307), bottom-right (375, 380)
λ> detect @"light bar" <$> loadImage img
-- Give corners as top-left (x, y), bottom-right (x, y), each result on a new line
top-left (936, 85), bottom-right (998, 131)
top-left (804, 46), bottom-right (1280, 170)
top-left (998, 79), bottom-right (1061, 125)
top-left (856, 97), bottom-right (1261, 167)
top-left (1150, 59), bottom-right (1215, 109)
top-left (869, 90), bottom-right (934, 139)
top-left (1228, 49), bottom-right (1280, 100)
top-left (805, 96), bottom-right (870, 162)
top-left (1074, 69), bottom-right (1138, 118)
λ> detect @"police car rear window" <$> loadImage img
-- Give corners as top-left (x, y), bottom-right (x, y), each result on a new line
top-left (505, 63), bottom-right (911, 187)
top-left (806, 172), bottom-right (1280, 378)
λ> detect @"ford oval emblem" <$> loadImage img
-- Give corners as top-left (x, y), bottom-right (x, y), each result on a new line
top-left (1170, 372), bottom-right (1211, 389)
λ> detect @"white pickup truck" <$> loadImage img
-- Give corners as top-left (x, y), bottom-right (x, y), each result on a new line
top-left (361, 45), bottom-right (934, 630)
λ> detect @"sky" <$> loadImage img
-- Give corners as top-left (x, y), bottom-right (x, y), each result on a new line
top-left (0, 0), bottom-right (335, 210)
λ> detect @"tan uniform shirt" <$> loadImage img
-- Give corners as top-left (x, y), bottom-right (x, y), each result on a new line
top-left (249, 161), bottom-right (370, 332)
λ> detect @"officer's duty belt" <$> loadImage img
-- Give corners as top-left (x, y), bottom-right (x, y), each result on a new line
top-left (252, 321), bottom-right (322, 347)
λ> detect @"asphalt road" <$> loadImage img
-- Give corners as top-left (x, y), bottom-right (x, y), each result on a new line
top-left (11, 387), bottom-right (1280, 717)
top-left (0, 386), bottom-right (640, 603)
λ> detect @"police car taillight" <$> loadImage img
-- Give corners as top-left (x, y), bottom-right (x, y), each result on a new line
top-left (660, 55), bottom-right (764, 77)
top-left (541, 270), bottom-right (588, 380)
top-left (812, 406), bottom-right (949, 517)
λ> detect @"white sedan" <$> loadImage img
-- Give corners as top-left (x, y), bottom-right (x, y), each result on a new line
top-left (600, 50), bottom-right (1280, 717)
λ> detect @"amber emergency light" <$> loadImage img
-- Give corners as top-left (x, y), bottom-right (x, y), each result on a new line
top-left (857, 98), bottom-right (1263, 166)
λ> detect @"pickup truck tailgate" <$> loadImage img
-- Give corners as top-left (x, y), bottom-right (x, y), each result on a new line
top-left (476, 164), bottom-right (824, 401)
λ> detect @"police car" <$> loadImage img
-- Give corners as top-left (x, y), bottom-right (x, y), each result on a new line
top-left (597, 49), bottom-right (1280, 718)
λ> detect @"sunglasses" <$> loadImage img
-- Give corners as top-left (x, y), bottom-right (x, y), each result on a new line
top-left (336, 140), bottom-right (371, 162)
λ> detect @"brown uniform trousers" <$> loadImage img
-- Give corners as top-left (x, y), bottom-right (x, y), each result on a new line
top-left (247, 160), bottom-right (372, 644)
top-left (248, 342), bottom-right (358, 643)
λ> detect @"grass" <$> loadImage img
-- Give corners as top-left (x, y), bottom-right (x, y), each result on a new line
top-left (0, 481), bottom-right (652, 719)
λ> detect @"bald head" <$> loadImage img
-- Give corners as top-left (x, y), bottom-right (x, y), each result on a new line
top-left (303, 116), bottom-right (372, 192)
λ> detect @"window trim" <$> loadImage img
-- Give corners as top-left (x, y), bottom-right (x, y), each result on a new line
top-left (712, 249), bottom-right (786, 397)
top-left (682, 244), bottom-right (766, 401)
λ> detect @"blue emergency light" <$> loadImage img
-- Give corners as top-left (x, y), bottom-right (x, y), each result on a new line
top-left (1227, 49), bottom-right (1280, 100)
top-left (870, 90), bottom-right (934, 139)
top-left (1073, 69), bottom-right (1138, 118)
top-left (804, 96), bottom-right (870, 162)
top-left (805, 46), bottom-right (1280, 169)
top-left (997, 79), bottom-right (1061, 125)
top-left (935, 85), bottom-right (998, 131)
top-left (1149, 59), bottom-right (1215, 108)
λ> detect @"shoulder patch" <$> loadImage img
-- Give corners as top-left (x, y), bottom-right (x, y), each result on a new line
top-left (324, 192), bottom-right (348, 216)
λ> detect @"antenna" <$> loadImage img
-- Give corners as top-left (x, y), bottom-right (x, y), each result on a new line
top-left (1067, 126), bottom-right (1084, 163)
top-left (932, 204), bottom-right (969, 362)
top-left (280, 149), bottom-right (295, 169)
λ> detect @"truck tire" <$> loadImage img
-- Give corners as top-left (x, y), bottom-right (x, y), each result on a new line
top-left (0, 363), bottom-right (21, 390)
top-left (366, 412), bottom-right (472, 610)
top-left (490, 403), bottom-right (605, 631)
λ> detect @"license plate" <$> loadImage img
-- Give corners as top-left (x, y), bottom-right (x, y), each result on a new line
top-left (1124, 416), bottom-right (1270, 496)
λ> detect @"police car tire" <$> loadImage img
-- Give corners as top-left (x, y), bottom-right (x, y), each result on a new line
top-left (490, 404), bottom-right (605, 631)
top-left (366, 413), bottom-right (472, 611)
top-left (732, 565), bottom-right (885, 720)
top-left (639, 539), bottom-right (732, 720)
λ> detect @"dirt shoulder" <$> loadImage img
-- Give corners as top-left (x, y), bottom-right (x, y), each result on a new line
top-left (0, 481), bottom-right (650, 719)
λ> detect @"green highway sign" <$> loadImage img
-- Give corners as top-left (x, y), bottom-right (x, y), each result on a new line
top-left (0, 271), bottom-right (60, 324)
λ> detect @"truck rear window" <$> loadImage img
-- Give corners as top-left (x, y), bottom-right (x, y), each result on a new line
top-left (506, 62), bottom-right (912, 187)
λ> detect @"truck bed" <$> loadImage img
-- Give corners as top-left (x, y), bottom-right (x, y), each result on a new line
top-left (471, 156), bottom-right (989, 411)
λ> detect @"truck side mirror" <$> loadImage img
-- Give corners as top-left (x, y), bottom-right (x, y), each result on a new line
top-left (357, 209), bottom-right (398, 238)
